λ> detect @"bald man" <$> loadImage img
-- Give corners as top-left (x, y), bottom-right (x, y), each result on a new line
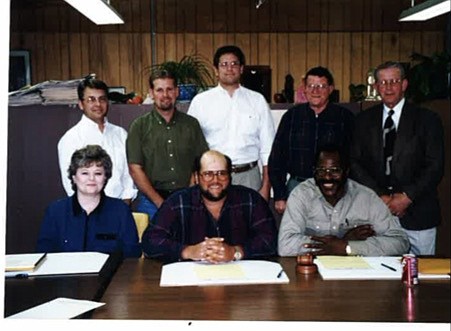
top-left (142, 150), bottom-right (277, 263)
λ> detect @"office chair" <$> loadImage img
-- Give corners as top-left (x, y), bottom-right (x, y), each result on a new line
top-left (132, 212), bottom-right (149, 243)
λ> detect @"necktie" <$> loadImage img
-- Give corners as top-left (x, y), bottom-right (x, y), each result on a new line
top-left (383, 109), bottom-right (396, 187)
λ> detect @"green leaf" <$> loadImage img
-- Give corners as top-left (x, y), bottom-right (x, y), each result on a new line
top-left (142, 54), bottom-right (215, 90)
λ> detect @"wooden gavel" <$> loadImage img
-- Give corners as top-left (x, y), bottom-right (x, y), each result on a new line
top-left (296, 254), bottom-right (318, 275)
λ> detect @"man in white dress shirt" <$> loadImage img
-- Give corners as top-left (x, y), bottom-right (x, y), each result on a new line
top-left (188, 45), bottom-right (275, 201)
top-left (57, 78), bottom-right (137, 204)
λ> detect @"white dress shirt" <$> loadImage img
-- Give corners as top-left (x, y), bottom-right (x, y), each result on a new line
top-left (382, 98), bottom-right (405, 130)
top-left (187, 84), bottom-right (275, 166)
top-left (57, 115), bottom-right (137, 200)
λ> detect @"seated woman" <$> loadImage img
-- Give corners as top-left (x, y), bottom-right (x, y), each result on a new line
top-left (36, 145), bottom-right (141, 258)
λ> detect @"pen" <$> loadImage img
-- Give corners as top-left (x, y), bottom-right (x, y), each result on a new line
top-left (381, 263), bottom-right (397, 272)
top-left (5, 273), bottom-right (29, 279)
top-left (34, 252), bottom-right (47, 268)
top-left (277, 269), bottom-right (284, 278)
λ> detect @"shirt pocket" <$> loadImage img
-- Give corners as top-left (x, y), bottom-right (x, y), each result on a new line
top-left (94, 234), bottom-right (120, 253)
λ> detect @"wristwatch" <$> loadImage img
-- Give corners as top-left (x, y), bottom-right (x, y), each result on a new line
top-left (233, 246), bottom-right (242, 261)
top-left (345, 244), bottom-right (352, 256)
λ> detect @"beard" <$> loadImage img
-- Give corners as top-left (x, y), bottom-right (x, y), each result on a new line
top-left (157, 103), bottom-right (174, 112)
top-left (199, 185), bottom-right (229, 202)
top-left (155, 98), bottom-right (175, 112)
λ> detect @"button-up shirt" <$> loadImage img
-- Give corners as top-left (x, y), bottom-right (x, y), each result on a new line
top-left (36, 193), bottom-right (141, 258)
top-left (58, 115), bottom-right (137, 200)
top-left (142, 185), bottom-right (278, 262)
top-left (187, 84), bottom-right (275, 165)
top-left (126, 109), bottom-right (208, 191)
top-left (268, 103), bottom-right (354, 200)
top-left (382, 98), bottom-right (405, 130)
top-left (278, 178), bottom-right (410, 256)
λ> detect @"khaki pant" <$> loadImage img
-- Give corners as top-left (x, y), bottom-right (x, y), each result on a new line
top-left (231, 166), bottom-right (262, 192)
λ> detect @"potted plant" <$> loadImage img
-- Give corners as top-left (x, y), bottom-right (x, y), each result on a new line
top-left (406, 51), bottom-right (450, 104)
top-left (144, 54), bottom-right (215, 101)
top-left (348, 83), bottom-right (366, 102)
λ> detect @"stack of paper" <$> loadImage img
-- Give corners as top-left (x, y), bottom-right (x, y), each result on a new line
top-left (315, 256), bottom-right (451, 280)
top-left (315, 256), bottom-right (401, 280)
top-left (40, 79), bottom-right (81, 105)
top-left (8, 77), bottom-right (85, 106)
top-left (5, 253), bottom-right (47, 272)
top-left (8, 87), bottom-right (43, 106)
top-left (160, 260), bottom-right (290, 287)
top-left (5, 252), bottom-right (109, 278)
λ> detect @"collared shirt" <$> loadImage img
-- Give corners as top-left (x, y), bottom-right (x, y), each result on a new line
top-left (36, 193), bottom-right (142, 258)
top-left (382, 98), bottom-right (405, 130)
top-left (187, 84), bottom-right (275, 165)
top-left (142, 185), bottom-right (278, 262)
top-left (57, 114), bottom-right (137, 200)
top-left (126, 109), bottom-right (208, 191)
top-left (278, 178), bottom-right (410, 256)
top-left (268, 102), bottom-right (355, 200)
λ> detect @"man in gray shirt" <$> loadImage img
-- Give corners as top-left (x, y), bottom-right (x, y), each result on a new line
top-left (278, 144), bottom-right (409, 257)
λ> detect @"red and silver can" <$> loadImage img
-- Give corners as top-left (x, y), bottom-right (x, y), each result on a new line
top-left (401, 254), bottom-right (418, 286)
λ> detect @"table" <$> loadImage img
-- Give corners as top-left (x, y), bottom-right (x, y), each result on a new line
top-left (3, 252), bottom-right (122, 318)
top-left (91, 257), bottom-right (450, 322)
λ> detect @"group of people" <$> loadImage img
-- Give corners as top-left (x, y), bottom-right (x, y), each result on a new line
top-left (36, 45), bottom-right (444, 263)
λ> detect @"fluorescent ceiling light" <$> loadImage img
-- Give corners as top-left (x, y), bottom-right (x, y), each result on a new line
top-left (64, 0), bottom-right (124, 25)
top-left (399, 0), bottom-right (450, 21)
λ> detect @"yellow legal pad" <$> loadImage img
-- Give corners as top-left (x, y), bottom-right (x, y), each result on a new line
top-left (194, 264), bottom-right (246, 280)
top-left (418, 258), bottom-right (451, 275)
top-left (316, 256), bottom-right (372, 269)
top-left (5, 253), bottom-right (47, 272)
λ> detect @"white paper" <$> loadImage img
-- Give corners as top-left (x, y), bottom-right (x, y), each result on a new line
top-left (315, 256), bottom-right (401, 280)
top-left (5, 252), bottom-right (109, 278)
top-left (315, 256), bottom-right (451, 280)
top-left (160, 260), bottom-right (290, 287)
top-left (6, 298), bottom-right (105, 319)
top-left (5, 253), bottom-right (47, 271)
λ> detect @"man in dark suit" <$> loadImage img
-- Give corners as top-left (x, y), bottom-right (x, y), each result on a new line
top-left (350, 61), bottom-right (444, 256)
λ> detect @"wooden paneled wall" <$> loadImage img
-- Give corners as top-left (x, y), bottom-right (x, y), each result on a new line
top-left (10, 0), bottom-right (448, 101)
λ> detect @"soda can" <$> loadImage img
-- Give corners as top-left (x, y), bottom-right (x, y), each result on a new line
top-left (401, 254), bottom-right (418, 286)
top-left (404, 286), bottom-right (416, 321)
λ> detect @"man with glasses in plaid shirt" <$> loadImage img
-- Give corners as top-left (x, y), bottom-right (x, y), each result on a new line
top-left (142, 150), bottom-right (277, 263)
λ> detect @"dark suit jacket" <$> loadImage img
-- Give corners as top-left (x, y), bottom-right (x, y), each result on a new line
top-left (350, 101), bottom-right (444, 230)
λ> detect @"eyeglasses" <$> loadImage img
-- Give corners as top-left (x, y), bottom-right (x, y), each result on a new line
top-left (305, 83), bottom-right (329, 91)
top-left (314, 167), bottom-right (343, 177)
top-left (199, 170), bottom-right (229, 181)
top-left (218, 61), bottom-right (241, 68)
top-left (377, 79), bottom-right (402, 87)
top-left (84, 96), bottom-right (108, 104)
